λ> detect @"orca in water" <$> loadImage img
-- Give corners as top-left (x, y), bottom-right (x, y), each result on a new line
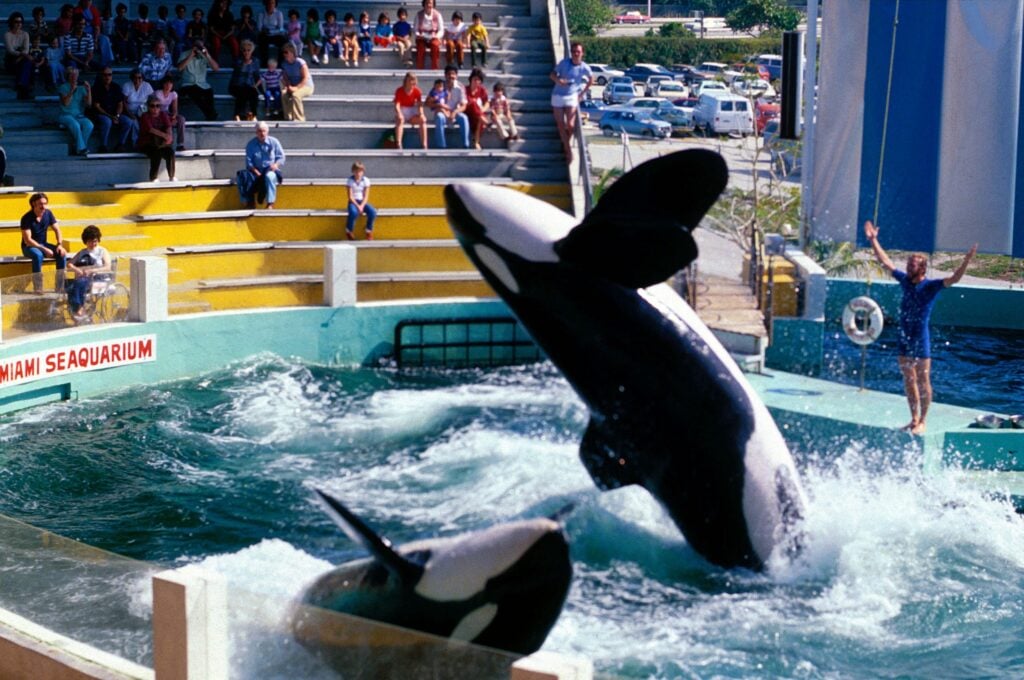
top-left (443, 150), bottom-right (807, 570)
top-left (293, 489), bottom-right (572, 663)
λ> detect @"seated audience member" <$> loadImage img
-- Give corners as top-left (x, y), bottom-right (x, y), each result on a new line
top-left (345, 161), bottom-right (376, 240)
top-left (392, 7), bottom-right (411, 64)
top-left (5, 12), bottom-right (36, 99)
top-left (444, 12), bottom-right (466, 69)
top-left (138, 94), bottom-right (176, 181)
top-left (373, 13), bottom-right (392, 50)
top-left (279, 42), bottom-right (312, 121)
top-left (340, 13), bottom-right (359, 67)
top-left (430, 64), bottom-right (468, 149)
top-left (256, 0), bottom-right (285, 64)
top-left (465, 67), bottom-right (489, 150)
top-left (91, 67), bottom-right (136, 151)
top-left (393, 71), bottom-right (428, 150)
top-left (28, 7), bottom-right (53, 44)
top-left (154, 75), bottom-right (186, 150)
top-left (230, 39), bottom-right (262, 120)
top-left (320, 10), bottom-right (340, 64)
top-left (262, 56), bottom-right (282, 118)
top-left (357, 12), bottom-right (373, 63)
top-left (467, 12), bottom-right (488, 67)
top-left (208, 0), bottom-right (239, 61)
top-left (139, 38), bottom-right (173, 87)
top-left (20, 191), bottom-right (68, 293)
top-left (59, 65), bottom-right (94, 155)
top-left (63, 16), bottom-right (99, 71)
top-left (132, 3), bottom-right (154, 56)
top-left (240, 120), bottom-right (284, 208)
top-left (167, 4), bottom-right (188, 60)
top-left (122, 68), bottom-right (154, 123)
top-left (303, 8), bottom-right (321, 65)
top-left (65, 224), bottom-right (112, 320)
top-left (286, 9), bottom-right (302, 56)
top-left (111, 3), bottom-right (134, 63)
top-left (490, 81), bottom-right (518, 145)
top-left (414, 0), bottom-right (443, 70)
top-left (235, 4), bottom-right (259, 49)
top-left (184, 7), bottom-right (208, 51)
top-left (54, 4), bottom-right (75, 39)
top-left (178, 38), bottom-right (220, 120)
top-left (45, 35), bottom-right (67, 89)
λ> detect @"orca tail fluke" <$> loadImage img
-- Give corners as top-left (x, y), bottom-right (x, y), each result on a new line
top-left (313, 488), bottom-right (424, 584)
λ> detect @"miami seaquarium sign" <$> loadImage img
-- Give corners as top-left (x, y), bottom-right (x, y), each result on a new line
top-left (0, 335), bottom-right (156, 389)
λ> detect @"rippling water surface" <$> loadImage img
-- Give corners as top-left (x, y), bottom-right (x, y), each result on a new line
top-left (2, 355), bottom-right (1023, 678)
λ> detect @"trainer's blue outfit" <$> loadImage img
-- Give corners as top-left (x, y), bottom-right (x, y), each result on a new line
top-left (892, 270), bottom-right (945, 358)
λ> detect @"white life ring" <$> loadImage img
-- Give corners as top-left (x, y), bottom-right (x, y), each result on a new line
top-left (842, 296), bottom-right (884, 346)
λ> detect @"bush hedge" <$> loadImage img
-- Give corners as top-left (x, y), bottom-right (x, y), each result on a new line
top-left (574, 35), bottom-right (784, 69)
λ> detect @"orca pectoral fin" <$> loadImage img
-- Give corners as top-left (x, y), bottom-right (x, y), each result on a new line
top-left (313, 488), bottom-right (424, 585)
top-left (579, 420), bottom-right (639, 491)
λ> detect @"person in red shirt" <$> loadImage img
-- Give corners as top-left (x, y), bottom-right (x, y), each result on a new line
top-left (138, 94), bottom-right (175, 181)
top-left (393, 71), bottom-right (427, 149)
top-left (465, 67), bottom-right (490, 150)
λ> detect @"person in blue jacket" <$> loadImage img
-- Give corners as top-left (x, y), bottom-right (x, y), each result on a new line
top-left (242, 120), bottom-right (284, 208)
top-left (865, 219), bottom-right (976, 434)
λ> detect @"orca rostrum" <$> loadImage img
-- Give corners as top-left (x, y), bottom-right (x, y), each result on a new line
top-left (293, 489), bottom-right (572, 667)
top-left (443, 150), bottom-right (806, 570)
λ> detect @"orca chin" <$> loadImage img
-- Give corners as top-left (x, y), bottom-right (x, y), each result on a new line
top-left (444, 150), bottom-right (807, 571)
top-left (292, 490), bottom-right (573, 672)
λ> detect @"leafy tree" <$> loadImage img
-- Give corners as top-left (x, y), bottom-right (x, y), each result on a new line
top-left (566, 0), bottom-right (613, 37)
top-left (726, 0), bottom-right (800, 36)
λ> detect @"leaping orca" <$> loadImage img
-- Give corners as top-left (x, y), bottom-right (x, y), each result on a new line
top-left (293, 489), bottom-right (572, 665)
top-left (443, 150), bottom-right (807, 570)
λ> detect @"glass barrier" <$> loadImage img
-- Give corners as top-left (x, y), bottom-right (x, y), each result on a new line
top-left (0, 512), bottom-right (158, 668)
top-left (1, 263), bottom-right (132, 340)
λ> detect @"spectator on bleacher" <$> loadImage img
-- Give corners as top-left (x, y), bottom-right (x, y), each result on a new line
top-left (5, 13), bottom-right (36, 100)
top-left (208, 0), bottom-right (239, 61)
top-left (241, 120), bottom-right (284, 208)
top-left (303, 9), bottom-right (321, 65)
top-left (168, 4), bottom-right (188, 60)
top-left (235, 4), bottom-right (258, 49)
top-left (139, 39), bottom-right (173, 87)
top-left (59, 65), bottom-right (94, 155)
top-left (91, 67), bottom-right (136, 152)
top-left (357, 12), bottom-right (373, 64)
top-left (341, 13), bottom-right (359, 67)
top-left (55, 4), bottom-right (75, 38)
top-left (320, 10), bottom-right (340, 65)
top-left (75, 0), bottom-right (113, 66)
top-left (414, 0), bottom-right (443, 70)
top-left (286, 9), bottom-right (302, 57)
top-left (256, 0), bottom-right (286, 64)
top-left (465, 67), bottom-right (489, 150)
top-left (490, 81), bottom-right (518, 145)
top-left (28, 7), bottom-right (53, 44)
top-left (373, 13), bottom-right (393, 51)
top-left (44, 36), bottom-right (66, 89)
top-left (133, 4), bottom-right (155, 56)
top-left (230, 39), bottom-right (261, 120)
top-left (393, 71), bottom-right (428, 150)
top-left (154, 5), bottom-right (170, 45)
top-left (345, 161), bottom-right (376, 240)
top-left (392, 8), bottom-right (411, 65)
top-left (444, 12), bottom-right (466, 69)
top-left (467, 12), bottom-right (488, 67)
top-left (185, 7), bottom-right (208, 52)
top-left (155, 75), bottom-right (186, 150)
top-left (178, 38), bottom-right (220, 120)
top-left (428, 64), bottom-right (468, 149)
top-left (139, 94), bottom-right (175, 181)
top-left (63, 16), bottom-right (99, 71)
top-left (20, 192), bottom-right (67, 294)
top-left (262, 57), bottom-right (282, 118)
top-left (28, 34), bottom-right (47, 87)
top-left (279, 42), bottom-right (312, 121)
top-left (112, 3), bottom-right (135, 63)
top-left (123, 68), bottom-right (154, 123)
top-left (65, 224), bottom-right (112, 320)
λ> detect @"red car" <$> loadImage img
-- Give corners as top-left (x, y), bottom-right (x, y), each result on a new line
top-left (755, 100), bottom-right (780, 134)
top-left (614, 11), bottom-right (649, 24)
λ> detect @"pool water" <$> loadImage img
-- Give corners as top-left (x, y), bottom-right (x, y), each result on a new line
top-left (2, 356), bottom-right (1024, 678)
top-left (822, 323), bottom-right (1024, 416)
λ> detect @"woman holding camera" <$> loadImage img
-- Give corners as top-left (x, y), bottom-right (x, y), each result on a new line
top-left (177, 37), bottom-right (220, 120)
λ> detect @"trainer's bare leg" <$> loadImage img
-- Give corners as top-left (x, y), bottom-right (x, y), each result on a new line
top-left (898, 356), bottom-right (921, 431)
top-left (912, 358), bottom-right (932, 434)
top-left (552, 105), bottom-right (573, 164)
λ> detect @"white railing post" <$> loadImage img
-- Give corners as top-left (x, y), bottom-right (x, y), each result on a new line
top-left (130, 256), bottom-right (169, 322)
top-left (323, 244), bottom-right (357, 307)
top-left (152, 566), bottom-right (228, 680)
top-left (510, 651), bottom-right (594, 680)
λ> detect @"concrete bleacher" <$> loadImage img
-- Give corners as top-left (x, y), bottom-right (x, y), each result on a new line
top-left (0, 0), bottom-right (573, 325)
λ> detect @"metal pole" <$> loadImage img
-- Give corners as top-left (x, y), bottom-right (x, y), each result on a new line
top-left (800, 0), bottom-right (819, 249)
top-left (859, 345), bottom-right (867, 391)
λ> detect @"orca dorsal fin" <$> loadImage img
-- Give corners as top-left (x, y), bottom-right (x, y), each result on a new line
top-left (555, 149), bottom-right (728, 288)
top-left (314, 488), bottom-right (424, 585)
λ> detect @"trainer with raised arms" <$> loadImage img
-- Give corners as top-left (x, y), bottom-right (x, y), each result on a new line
top-left (864, 220), bottom-right (977, 434)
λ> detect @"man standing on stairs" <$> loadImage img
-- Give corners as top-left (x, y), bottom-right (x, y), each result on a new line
top-left (550, 42), bottom-right (591, 165)
top-left (242, 120), bottom-right (284, 209)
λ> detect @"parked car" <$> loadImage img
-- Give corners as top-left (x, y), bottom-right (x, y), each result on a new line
top-left (651, 80), bottom-right (688, 98)
top-left (755, 54), bottom-right (783, 80)
top-left (589, 63), bottom-right (625, 86)
top-left (754, 98), bottom-right (780, 134)
top-left (644, 75), bottom-right (675, 97)
top-left (668, 64), bottom-right (705, 86)
top-left (693, 80), bottom-right (728, 97)
top-left (618, 96), bottom-right (693, 132)
top-left (623, 63), bottom-right (675, 88)
top-left (607, 75), bottom-right (634, 87)
top-left (579, 97), bottom-right (607, 123)
top-left (692, 92), bottom-right (754, 136)
top-left (762, 119), bottom-right (800, 174)
top-left (673, 97), bottom-right (699, 125)
top-left (614, 11), bottom-right (649, 24)
top-left (602, 81), bottom-right (638, 105)
top-left (600, 109), bottom-right (671, 139)
top-left (732, 77), bottom-right (776, 99)
top-left (696, 61), bottom-right (731, 80)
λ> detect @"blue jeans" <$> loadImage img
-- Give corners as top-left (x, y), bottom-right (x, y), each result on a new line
top-left (347, 202), bottom-right (376, 234)
top-left (94, 115), bottom-right (137, 150)
top-left (23, 242), bottom-right (66, 292)
top-left (251, 168), bottom-right (280, 205)
top-left (59, 113), bottom-right (94, 153)
top-left (433, 111), bottom-right (469, 148)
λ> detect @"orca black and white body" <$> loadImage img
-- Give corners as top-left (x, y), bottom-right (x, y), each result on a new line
top-left (294, 489), bottom-right (572, 656)
top-left (443, 150), bottom-right (806, 570)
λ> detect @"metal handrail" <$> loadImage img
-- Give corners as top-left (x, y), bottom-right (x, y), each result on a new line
top-left (553, 0), bottom-right (595, 215)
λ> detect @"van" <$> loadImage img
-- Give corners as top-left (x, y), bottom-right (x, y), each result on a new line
top-left (756, 54), bottom-right (783, 80)
top-left (693, 92), bottom-right (754, 135)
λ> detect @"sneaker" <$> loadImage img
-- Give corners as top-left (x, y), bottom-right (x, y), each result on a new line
top-left (322, 54), bottom-right (329, 65)
top-left (170, 176), bottom-right (178, 182)
top-left (312, 55), bottom-right (320, 64)
top-left (345, 231), bottom-right (355, 241)
top-left (151, 177), bottom-right (160, 183)
top-left (365, 231), bottom-right (373, 241)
